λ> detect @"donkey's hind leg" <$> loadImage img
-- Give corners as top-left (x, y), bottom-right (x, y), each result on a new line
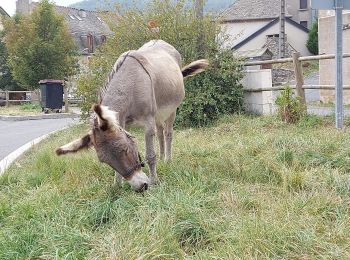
top-left (164, 112), bottom-right (176, 162)
top-left (145, 117), bottom-right (158, 184)
top-left (156, 123), bottom-right (165, 160)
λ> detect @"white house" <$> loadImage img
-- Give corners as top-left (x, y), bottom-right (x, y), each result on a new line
top-left (220, 0), bottom-right (313, 57)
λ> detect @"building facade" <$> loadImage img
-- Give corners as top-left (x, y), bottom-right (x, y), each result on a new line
top-left (220, 0), bottom-right (315, 57)
top-left (16, 0), bottom-right (113, 57)
top-left (318, 10), bottom-right (350, 103)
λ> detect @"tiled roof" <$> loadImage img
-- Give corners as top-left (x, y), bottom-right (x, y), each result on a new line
top-left (221, 0), bottom-right (291, 21)
top-left (234, 47), bottom-right (273, 59)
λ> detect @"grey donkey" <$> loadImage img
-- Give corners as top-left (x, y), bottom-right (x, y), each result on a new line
top-left (56, 40), bottom-right (209, 192)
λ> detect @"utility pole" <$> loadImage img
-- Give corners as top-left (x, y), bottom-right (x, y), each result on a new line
top-left (195, 0), bottom-right (204, 58)
top-left (335, 0), bottom-right (343, 128)
top-left (279, 0), bottom-right (286, 58)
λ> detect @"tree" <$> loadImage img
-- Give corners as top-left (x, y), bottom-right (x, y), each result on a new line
top-left (77, 0), bottom-right (244, 126)
top-left (307, 20), bottom-right (318, 55)
top-left (0, 31), bottom-right (21, 90)
top-left (3, 0), bottom-right (78, 90)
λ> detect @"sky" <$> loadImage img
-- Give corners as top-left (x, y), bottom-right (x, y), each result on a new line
top-left (1, 0), bottom-right (81, 16)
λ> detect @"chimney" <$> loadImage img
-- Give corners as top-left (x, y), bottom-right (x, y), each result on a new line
top-left (79, 9), bottom-right (86, 18)
top-left (16, 0), bottom-right (32, 15)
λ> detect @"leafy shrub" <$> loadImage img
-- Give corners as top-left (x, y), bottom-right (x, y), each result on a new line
top-left (307, 21), bottom-right (318, 55)
top-left (20, 103), bottom-right (41, 111)
top-left (275, 87), bottom-right (306, 123)
top-left (76, 0), bottom-right (243, 126)
top-left (177, 49), bottom-right (243, 126)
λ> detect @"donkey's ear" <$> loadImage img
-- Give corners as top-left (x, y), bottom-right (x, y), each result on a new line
top-left (92, 104), bottom-right (119, 131)
top-left (56, 134), bottom-right (92, 156)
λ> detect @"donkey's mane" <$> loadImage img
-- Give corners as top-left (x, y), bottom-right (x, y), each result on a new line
top-left (99, 51), bottom-right (131, 102)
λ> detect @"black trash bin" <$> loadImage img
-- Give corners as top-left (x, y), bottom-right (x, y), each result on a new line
top-left (39, 79), bottom-right (64, 112)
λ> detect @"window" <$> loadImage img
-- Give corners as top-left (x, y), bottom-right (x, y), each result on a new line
top-left (87, 33), bottom-right (94, 53)
top-left (101, 35), bottom-right (107, 44)
top-left (267, 34), bottom-right (279, 38)
top-left (300, 21), bottom-right (308, 28)
top-left (300, 0), bottom-right (307, 9)
top-left (75, 15), bottom-right (82, 21)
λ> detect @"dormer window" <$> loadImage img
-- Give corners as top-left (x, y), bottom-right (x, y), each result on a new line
top-left (101, 35), bottom-right (107, 44)
top-left (87, 33), bottom-right (94, 53)
top-left (300, 0), bottom-right (307, 9)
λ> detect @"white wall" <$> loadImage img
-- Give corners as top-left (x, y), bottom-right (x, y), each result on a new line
top-left (319, 12), bottom-right (350, 103)
top-left (220, 20), bottom-right (270, 48)
top-left (233, 21), bottom-right (311, 56)
top-left (242, 69), bottom-right (278, 115)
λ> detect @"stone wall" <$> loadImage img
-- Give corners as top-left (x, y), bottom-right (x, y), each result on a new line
top-left (272, 69), bottom-right (294, 83)
top-left (264, 36), bottom-right (295, 59)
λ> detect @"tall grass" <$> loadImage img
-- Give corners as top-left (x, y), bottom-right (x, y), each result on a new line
top-left (1, 115), bottom-right (350, 258)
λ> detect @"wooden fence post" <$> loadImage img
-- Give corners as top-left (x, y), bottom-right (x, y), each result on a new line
top-left (292, 52), bottom-right (306, 104)
top-left (5, 91), bottom-right (9, 107)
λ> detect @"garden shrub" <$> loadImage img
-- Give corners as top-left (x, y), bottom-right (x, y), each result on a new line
top-left (307, 21), bottom-right (318, 55)
top-left (275, 86), bottom-right (306, 123)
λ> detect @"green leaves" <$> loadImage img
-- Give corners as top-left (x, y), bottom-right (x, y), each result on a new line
top-left (275, 86), bottom-right (306, 123)
top-left (307, 21), bottom-right (318, 55)
top-left (3, 0), bottom-right (77, 90)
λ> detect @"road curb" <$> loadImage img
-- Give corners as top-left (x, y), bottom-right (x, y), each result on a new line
top-left (0, 113), bottom-right (80, 121)
top-left (0, 124), bottom-right (77, 175)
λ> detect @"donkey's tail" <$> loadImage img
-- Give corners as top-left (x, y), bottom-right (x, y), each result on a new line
top-left (181, 59), bottom-right (209, 78)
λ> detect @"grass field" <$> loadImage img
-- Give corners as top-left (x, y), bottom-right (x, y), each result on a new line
top-left (1, 115), bottom-right (350, 258)
top-left (0, 104), bottom-right (42, 116)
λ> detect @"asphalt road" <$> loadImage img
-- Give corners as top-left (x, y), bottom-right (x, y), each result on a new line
top-left (0, 118), bottom-right (78, 160)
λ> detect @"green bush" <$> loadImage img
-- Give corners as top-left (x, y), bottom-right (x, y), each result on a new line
top-left (177, 49), bottom-right (243, 126)
top-left (307, 21), bottom-right (318, 55)
top-left (77, 0), bottom-right (243, 126)
top-left (20, 103), bottom-right (41, 111)
top-left (275, 87), bottom-right (306, 123)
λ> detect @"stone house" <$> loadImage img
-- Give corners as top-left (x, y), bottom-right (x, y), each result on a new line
top-left (318, 10), bottom-right (350, 104)
top-left (16, 0), bottom-right (114, 94)
top-left (220, 0), bottom-right (314, 57)
top-left (16, 0), bottom-right (113, 63)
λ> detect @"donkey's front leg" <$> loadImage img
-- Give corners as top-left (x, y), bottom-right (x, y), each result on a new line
top-left (145, 119), bottom-right (158, 184)
top-left (156, 124), bottom-right (165, 160)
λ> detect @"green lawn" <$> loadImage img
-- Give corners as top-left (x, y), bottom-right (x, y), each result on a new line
top-left (0, 104), bottom-right (42, 116)
top-left (1, 115), bottom-right (350, 258)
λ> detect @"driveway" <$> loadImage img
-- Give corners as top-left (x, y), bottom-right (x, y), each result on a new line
top-left (0, 118), bottom-right (78, 160)
top-left (289, 71), bottom-right (320, 102)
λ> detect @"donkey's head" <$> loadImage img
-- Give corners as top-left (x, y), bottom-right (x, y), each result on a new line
top-left (56, 104), bottom-right (149, 192)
